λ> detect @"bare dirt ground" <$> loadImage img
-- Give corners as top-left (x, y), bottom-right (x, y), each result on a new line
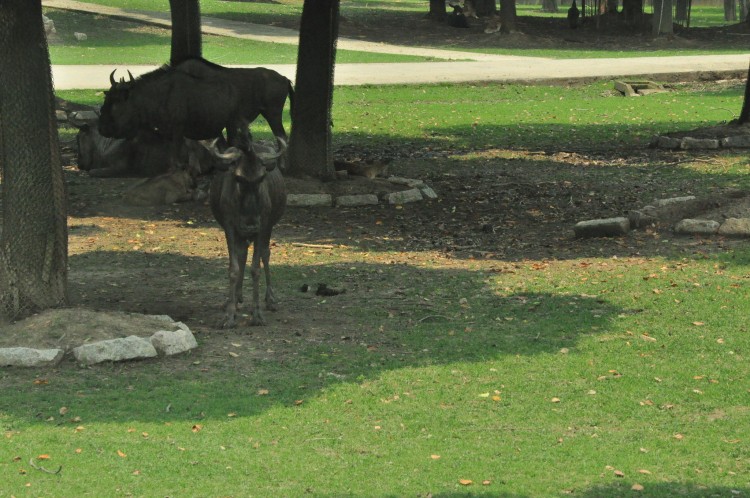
top-left (2, 13), bottom-right (750, 359)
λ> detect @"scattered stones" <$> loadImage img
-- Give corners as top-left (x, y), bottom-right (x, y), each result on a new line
top-left (388, 176), bottom-right (425, 188)
top-left (0, 347), bottom-right (64, 368)
top-left (675, 219), bottom-right (720, 235)
top-left (335, 194), bottom-right (379, 207)
top-left (655, 136), bottom-right (682, 149)
top-left (653, 134), bottom-right (750, 149)
top-left (574, 217), bottom-right (630, 238)
top-left (717, 218), bottom-right (750, 237)
top-left (287, 193), bottom-right (333, 207)
top-left (73, 335), bottom-right (158, 365)
top-left (385, 188), bottom-right (424, 205)
top-left (653, 196), bottom-right (696, 207)
top-left (420, 185), bottom-right (439, 199)
top-left (628, 208), bottom-right (658, 228)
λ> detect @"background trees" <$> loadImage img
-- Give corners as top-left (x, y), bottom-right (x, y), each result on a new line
top-left (0, 0), bottom-right (68, 322)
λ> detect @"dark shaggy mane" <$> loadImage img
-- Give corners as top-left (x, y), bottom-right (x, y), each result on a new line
top-left (122, 57), bottom-right (228, 86)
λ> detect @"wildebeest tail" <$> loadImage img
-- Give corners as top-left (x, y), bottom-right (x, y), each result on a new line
top-left (287, 79), bottom-right (295, 113)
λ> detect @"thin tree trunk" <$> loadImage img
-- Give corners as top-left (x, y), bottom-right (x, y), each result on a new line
top-left (287, 0), bottom-right (339, 180)
top-left (169, 0), bottom-right (202, 64)
top-left (0, 0), bottom-right (67, 322)
top-left (499, 0), bottom-right (517, 32)
top-left (652, 0), bottom-right (674, 35)
top-left (738, 61), bottom-right (750, 124)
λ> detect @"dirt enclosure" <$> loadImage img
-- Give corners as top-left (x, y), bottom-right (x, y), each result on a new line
top-left (3, 11), bottom-right (750, 358)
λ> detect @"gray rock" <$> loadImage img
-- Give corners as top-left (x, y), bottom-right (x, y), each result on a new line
top-left (721, 135), bottom-right (750, 148)
top-left (70, 110), bottom-right (99, 123)
top-left (420, 186), bottom-right (438, 200)
top-left (574, 217), bottom-right (630, 238)
top-left (150, 314), bottom-right (175, 323)
top-left (675, 219), bottom-right (720, 235)
top-left (653, 196), bottom-right (696, 207)
top-left (73, 335), bottom-right (158, 365)
top-left (0, 347), bottom-right (64, 367)
top-left (388, 177), bottom-right (425, 188)
top-left (336, 194), bottom-right (379, 207)
top-left (628, 209), bottom-right (657, 229)
top-left (150, 329), bottom-right (198, 356)
top-left (55, 110), bottom-right (68, 122)
top-left (385, 188), bottom-right (423, 205)
top-left (656, 136), bottom-right (682, 149)
top-left (681, 137), bottom-right (720, 150)
top-left (718, 218), bottom-right (750, 237)
top-left (286, 193), bottom-right (333, 207)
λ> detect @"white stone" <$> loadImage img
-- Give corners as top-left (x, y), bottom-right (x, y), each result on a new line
top-left (419, 186), bottom-right (438, 199)
top-left (718, 218), bottom-right (750, 237)
top-left (150, 314), bottom-right (175, 323)
top-left (73, 335), bottom-right (157, 365)
top-left (653, 196), bottom-right (696, 207)
top-left (0, 347), bottom-right (64, 367)
top-left (286, 193), bottom-right (333, 207)
top-left (336, 194), bottom-right (379, 207)
top-left (574, 217), bottom-right (630, 238)
top-left (173, 321), bottom-right (191, 333)
top-left (150, 329), bottom-right (198, 356)
top-left (388, 176), bottom-right (425, 188)
top-left (721, 135), bottom-right (750, 148)
top-left (74, 32), bottom-right (88, 41)
top-left (675, 219), bottom-right (720, 235)
top-left (70, 110), bottom-right (99, 122)
top-left (681, 137), bottom-right (720, 150)
top-left (656, 136), bottom-right (681, 149)
top-left (385, 188), bottom-right (423, 205)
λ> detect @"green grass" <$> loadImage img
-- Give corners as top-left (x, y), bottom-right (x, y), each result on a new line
top-left (14, 79), bottom-right (750, 496)
top-left (45, 8), bottom-right (433, 65)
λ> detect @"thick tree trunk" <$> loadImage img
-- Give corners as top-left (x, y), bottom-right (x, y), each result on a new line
top-left (169, 0), bottom-right (202, 64)
top-left (474, 0), bottom-right (499, 16)
top-left (724, 0), bottom-right (737, 20)
top-left (740, 0), bottom-right (748, 21)
top-left (0, 0), bottom-right (68, 322)
top-left (739, 62), bottom-right (750, 124)
top-left (652, 0), bottom-right (674, 35)
top-left (429, 0), bottom-right (447, 20)
top-left (675, 0), bottom-right (689, 22)
top-left (287, 0), bottom-right (339, 180)
top-left (499, 0), bottom-right (517, 32)
top-left (541, 0), bottom-right (559, 13)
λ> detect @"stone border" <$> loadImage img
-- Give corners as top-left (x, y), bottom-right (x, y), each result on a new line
top-left (0, 314), bottom-right (198, 368)
top-left (286, 176), bottom-right (438, 207)
top-left (651, 134), bottom-right (750, 150)
top-left (575, 195), bottom-right (750, 238)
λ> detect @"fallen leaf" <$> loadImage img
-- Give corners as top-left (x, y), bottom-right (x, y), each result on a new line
top-left (59, 407), bottom-right (69, 415)
top-left (614, 470), bottom-right (625, 477)
top-left (228, 352), bottom-right (239, 358)
top-left (430, 454), bottom-right (441, 460)
top-left (674, 433), bottom-right (684, 440)
top-left (482, 480), bottom-right (491, 485)
top-left (228, 412), bottom-right (237, 417)
top-left (551, 397), bottom-right (561, 403)
top-left (192, 424), bottom-right (203, 433)
top-left (75, 449), bottom-right (82, 454)
top-left (257, 389), bottom-right (269, 396)
top-left (33, 379), bottom-right (49, 385)
top-left (294, 400), bottom-right (304, 406)
top-left (641, 334), bottom-right (657, 342)
top-left (74, 426), bottom-right (85, 433)
top-left (638, 469), bottom-right (652, 474)
top-left (692, 321), bottom-right (705, 326)
top-left (459, 479), bottom-right (473, 486)
top-left (117, 450), bottom-right (127, 458)
top-left (492, 395), bottom-right (501, 402)
top-left (632, 483), bottom-right (644, 491)
top-left (132, 470), bottom-right (141, 476)
top-left (37, 454), bottom-right (51, 460)
top-left (478, 393), bottom-right (490, 398)
top-left (717, 338), bottom-right (725, 344)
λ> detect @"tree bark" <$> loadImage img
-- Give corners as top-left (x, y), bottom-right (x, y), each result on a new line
top-left (499, 0), bottom-right (517, 32)
top-left (474, 0), bottom-right (499, 16)
top-left (541, 0), bottom-right (559, 13)
top-left (675, 0), bottom-right (689, 22)
top-left (429, 0), bottom-right (447, 20)
top-left (652, 0), bottom-right (674, 35)
top-left (169, 0), bottom-right (202, 64)
top-left (0, 0), bottom-right (68, 322)
top-left (724, 0), bottom-right (737, 20)
top-left (287, 0), bottom-right (339, 180)
top-left (738, 61), bottom-right (750, 124)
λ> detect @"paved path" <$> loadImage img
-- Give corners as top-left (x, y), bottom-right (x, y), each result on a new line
top-left (44, 0), bottom-right (750, 90)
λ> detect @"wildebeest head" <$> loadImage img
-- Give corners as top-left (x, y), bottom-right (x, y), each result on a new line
top-left (98, 70), bottom-right (138, 139)
top-left (208, 138), bottom-right (287, 185)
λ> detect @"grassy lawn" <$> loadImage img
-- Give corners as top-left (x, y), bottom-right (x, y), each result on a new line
top-left (3, 77), bottom-right (750, 495)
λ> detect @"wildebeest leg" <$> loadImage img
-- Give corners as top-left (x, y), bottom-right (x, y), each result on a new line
top-left (248, 241), bottom-right (266, 326)
top-left (258, 235), bottom-right (277, 311)
top-left (262, 111), bottom-right (288, 142)
top-left (222, 231), bottom-right (248, 328)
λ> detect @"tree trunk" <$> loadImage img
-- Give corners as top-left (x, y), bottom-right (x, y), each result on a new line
top-left (287, 0), bottom-right (339, 180)
top-left (428, 0), bottom-right (446, 20)
top-left (474, 0), bottom-right (499, 16)
top-left (738, 61), bottom-right (750, 124)
top-left (499, 0), bottom-right (517, 32)
top-left (652, 0), bottom-right (674, 35)
top-left (169, 0), bottom-right (202, 64)
top-left (0, 0), bottom-right (68, 323)
top-left (724, 0), bottom-right (737, 20)
top-left (675, 0), bottom-right (689, 22)
top-left (740, 0), bottom-right (748, 21)
top-left (541, 0), bottom-right (559, 13)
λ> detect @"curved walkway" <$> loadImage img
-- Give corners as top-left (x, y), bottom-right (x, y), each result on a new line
top-left (44, 0), bottom-right (750, 90)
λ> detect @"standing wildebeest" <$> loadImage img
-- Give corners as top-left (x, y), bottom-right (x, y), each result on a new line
top-left (207, 138), bottom-right (288, 328)
top-left (98, 57), bottom-right (293, 166)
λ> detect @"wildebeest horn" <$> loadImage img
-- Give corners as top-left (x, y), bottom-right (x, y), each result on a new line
top-left (255, 137), bottom-right (287, 168)
top-left (127, 70), bottom-right (134, 82)
top-left (109, 69), bottom-right (117, 86)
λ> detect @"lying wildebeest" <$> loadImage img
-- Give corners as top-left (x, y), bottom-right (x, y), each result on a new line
top-left (98, 57), bottom-right (293, 166)
top-left (206, 138), bottom-right (288, 328)
top-left (76, 122), bottom-right (172, 177)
